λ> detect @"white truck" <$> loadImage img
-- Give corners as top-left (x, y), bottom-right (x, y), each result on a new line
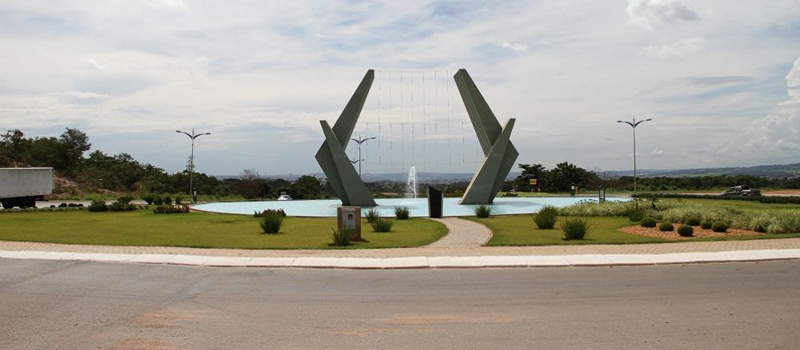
top-left (0, 167), bottom-right (54, 209)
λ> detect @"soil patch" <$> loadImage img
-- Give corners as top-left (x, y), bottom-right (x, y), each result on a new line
top-left (619, 225), bottom-right (764, 240)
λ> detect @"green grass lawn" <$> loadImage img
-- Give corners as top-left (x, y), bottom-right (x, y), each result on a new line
top-left (466, 216), bottom-right (666, 246)
top-left (0, 210), bottom-right (447, 249)
top-left (466, 213), bottom-right (800, 246)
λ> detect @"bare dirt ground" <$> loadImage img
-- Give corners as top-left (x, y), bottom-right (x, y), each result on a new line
top-left (619, 225), bottom-right (764, 240)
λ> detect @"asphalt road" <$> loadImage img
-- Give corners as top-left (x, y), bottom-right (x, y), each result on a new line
top-left (0, 259), bottom-right (798, 349)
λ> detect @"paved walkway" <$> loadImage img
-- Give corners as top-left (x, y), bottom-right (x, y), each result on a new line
top-left (427, 218), bottom-right (492, 248)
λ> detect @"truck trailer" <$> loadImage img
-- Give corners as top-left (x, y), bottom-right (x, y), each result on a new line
top-left (0, 167), bottom-right (54, 209)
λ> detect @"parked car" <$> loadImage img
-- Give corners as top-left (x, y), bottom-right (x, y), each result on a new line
top-left (277, 194), bottom-right (293, 201)
top-left (720, 185), bottom-right (761, 197)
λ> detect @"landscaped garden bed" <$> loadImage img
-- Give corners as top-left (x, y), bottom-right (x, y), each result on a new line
top-left (619, 225), bottom-right (763, 240)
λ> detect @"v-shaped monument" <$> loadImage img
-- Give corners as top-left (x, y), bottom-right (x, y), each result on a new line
top-left (454, 69), bottom-right (519, 205)
top-left (315, 70), bottom-right (377, 206)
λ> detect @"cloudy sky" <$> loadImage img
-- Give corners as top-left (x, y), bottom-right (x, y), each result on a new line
top-left (1, 0), bottom-right (799, 176)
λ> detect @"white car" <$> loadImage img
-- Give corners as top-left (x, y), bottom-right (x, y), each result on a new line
top-left (277, 194), bottom-right (292, 201)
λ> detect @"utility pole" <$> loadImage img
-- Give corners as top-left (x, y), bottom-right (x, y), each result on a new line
top-left (350, 134), bottom-right (376, 178)
top-left (176, 128), bottom-right (211, 204)
top-left (617, 117), bottom-right (652, 196)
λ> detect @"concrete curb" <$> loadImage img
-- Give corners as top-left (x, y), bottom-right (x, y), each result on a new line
top-left (1, 249), bottom-right (799, 269)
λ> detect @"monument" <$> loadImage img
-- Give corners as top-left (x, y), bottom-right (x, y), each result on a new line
top-left (317, 68), bottom-right (518, 206)
top-left (315, 70), bottom-right (377, 206)
top-left (454, 69), bottom-right (519, 204)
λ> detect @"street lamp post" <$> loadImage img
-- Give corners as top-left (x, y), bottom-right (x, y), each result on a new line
top-left (350, 134), bottom-right (376, 178)
top-left (617, 117), bottom-right (652, 196)
top-left (176, 128), bottom-right (211, 204)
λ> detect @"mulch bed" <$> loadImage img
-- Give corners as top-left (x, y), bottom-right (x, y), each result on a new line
top-left (619, 225), bottom-right (765, 240)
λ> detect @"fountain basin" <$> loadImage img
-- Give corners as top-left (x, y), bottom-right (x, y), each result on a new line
top-left (193, 197), bottom-right (629, 217)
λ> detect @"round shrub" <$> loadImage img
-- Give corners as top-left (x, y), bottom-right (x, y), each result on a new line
top-left (701, 220), bottom-right (713, 230)
top-left (677, 224), bottom-right (694, 237)
top-left (685, 217), bottom-right (701, 226)
top-left (88, 199), bottom-right (108, 212)
top-left (711, 221), bottom-right (728, 233)
top-left (640, 217), bottom-right (657, 228)
top-left (533, 206), bottom-right (558, 229)
top-left (163, 196), bottom-right (173, 205)
top-left (659, 222), bottom-right (674, 232)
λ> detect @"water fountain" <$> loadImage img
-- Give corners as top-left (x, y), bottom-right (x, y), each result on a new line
top-left (405, 166), bottom-right (418, 198)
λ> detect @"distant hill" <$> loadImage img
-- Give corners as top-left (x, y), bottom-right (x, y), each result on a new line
top-left (214, 171), bottom-right (520, 183)
top-left (612, 163), bottom-right (800, 178)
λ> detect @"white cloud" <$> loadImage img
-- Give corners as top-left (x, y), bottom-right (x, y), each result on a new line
top-left (643, 37), bottom-right (706, 59)
top-left (650, 148), bottom-right (666, 156)
top-left (627, 0), bottom-right (700, 29)
top-left (86, 59), bottom-right (106, 70)
top-left (501, 41), bottom-right (528, 52)
top-left (142, 0), bottom-right (187, 10)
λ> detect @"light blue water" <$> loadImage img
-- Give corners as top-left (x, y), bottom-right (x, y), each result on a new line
top-left (193, 197), bottom-right (629, 217)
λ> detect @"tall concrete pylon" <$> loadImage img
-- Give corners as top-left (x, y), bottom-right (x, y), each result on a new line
top-left (315, 70), bottom-right (377, 206)
top-left (454, 69), bottom-right (519, 204)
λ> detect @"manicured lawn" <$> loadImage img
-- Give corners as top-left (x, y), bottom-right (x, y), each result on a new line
top-left (676, 198), bottom-right (800, 211)
top-left (0, 210), bottom-right (447, 249)
top-left (466, 216), bottom-right (666, 246)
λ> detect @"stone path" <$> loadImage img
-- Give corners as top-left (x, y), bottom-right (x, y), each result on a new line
top-left (427, 218), bottom-right (492, 248)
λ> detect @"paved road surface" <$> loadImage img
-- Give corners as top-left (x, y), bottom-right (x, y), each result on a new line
top-left (1, 259), bottom-right (798, 349)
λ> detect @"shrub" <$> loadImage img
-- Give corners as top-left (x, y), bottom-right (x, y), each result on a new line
top-left (141, 194), bottom-right (156, 205)
top-left (88, 199), bottom-right (108, 212)
top-left (254, 209), bottom-right (286, 218)
top-left (711, 221), bottom-right (728, 233)
top-left (117, 196), bottom-right (134, 205)
top-left (259, 210), bottom-right (284, 234)
top-left (475, 205), bottom-right (492, 218)
top-left (330, 226), bottom-right (354, 246)
top-left (394, 206), bottom-right (410, 220)
top-left (152, 196), bottom-right (163, 205)
top-left (152, 205), bottom-right (190, 214)
top-left (175, 196), bottom-right (183, 205)
top-left (701, 220), bottom-right (713, 230)
top-left (677, 224), bottom-right (694, 237)
top-left (626, 205), bottom-right (647, 222)
top-left (562, 218), bottom-right (589, 240)
top-left (365, 208), bottom-right (380, 223)
top-left (685, 217), bottom-right (701, 226)
top-left (659, 222), bottom-right (674, 232)
top-left (533, 206), bottom-right (558, 229)
top-left (163, 196), bottom-right (173, 205)
top-left (640, 217), bottom-right (657, 228)
top-left (109, 201), bottom-right (137, 212)
top-left (58, 203), bottom-right (67, 208)
top-left (371, 218), bottom-right (393, 232)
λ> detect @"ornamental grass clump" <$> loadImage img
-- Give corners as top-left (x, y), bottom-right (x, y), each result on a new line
top-left (394, 206), bottom-right (410, 220)
top-left (259, 209), bottom-right (284, 234)
top-left (625, 204), bottom-right (647, 222)
top-left (533, 206), bottom-right (558, 229)
top-left (640, 217), bottom-right (657, 228)
top-left (365, 208), bottom-right (380, 223)
top-left (475, 205), bottom-right (492, 218)
top-left (371, 218), bottom-right (393, 232)
top-left (562, 218), bottom-right (589, 240)
top-left (677, 224), bottom-right (694, 237)
top-left (659, 222), bottom-right (674, 232)
top-left (330, 226), bottom-right (354, 246)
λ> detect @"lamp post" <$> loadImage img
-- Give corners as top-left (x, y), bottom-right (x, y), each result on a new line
top-left (176, 128), bottom-right (211, 204)
top-left (617, 117), bottom-right (652, 196)
top-left (350, 134), bottom-right (376, 178)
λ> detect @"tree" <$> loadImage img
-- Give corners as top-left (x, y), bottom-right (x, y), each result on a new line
top-left (290, 175), bottom-right (321, 199)
top-left (59, 128), bottom-right (91, 169)
top-left (514, 163), bottom-right (548, 191)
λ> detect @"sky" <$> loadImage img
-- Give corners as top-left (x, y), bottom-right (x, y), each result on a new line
top-left (1, 0), bottom-right (799, 176)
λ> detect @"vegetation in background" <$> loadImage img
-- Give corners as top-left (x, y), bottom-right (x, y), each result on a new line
top-left (152, 205), bottom-right (190, 214)
top-left (88, 199), bottom-right (108, 212)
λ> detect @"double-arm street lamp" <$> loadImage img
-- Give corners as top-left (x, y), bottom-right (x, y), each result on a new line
top-left (176, 128), bottom-right (211, 204)
top-left (617, 117), bottom-right (652, 196)
top-left (350, 134), bottom-right (376, 178)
